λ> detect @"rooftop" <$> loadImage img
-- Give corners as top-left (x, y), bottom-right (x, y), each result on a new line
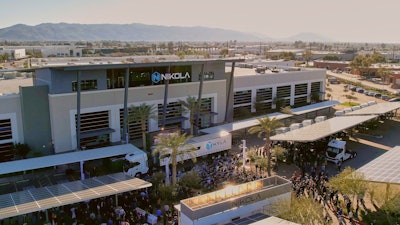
top-left (180, 176), bottom-right (291, 220)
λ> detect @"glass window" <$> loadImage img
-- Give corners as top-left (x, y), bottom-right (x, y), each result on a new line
top-left (72, 80), bottom-right (98, 91)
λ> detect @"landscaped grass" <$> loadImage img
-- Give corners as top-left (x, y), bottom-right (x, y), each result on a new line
top-left (341, 102), bottom-right (360, 107)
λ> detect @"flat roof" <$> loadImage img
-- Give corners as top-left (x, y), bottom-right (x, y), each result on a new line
top-left (0, 172), bottom-right (152, 219)
top-left (180, 176), bottom-right (291, 221)
top-left (357, 146), bottom-right (400, 184)
top-left (38, 58), bottom-right (245, 71)
top-left (270, 115), bottom-right (377, 142)
top-left (345, 102), bottom-right (400, 116)
top-left (0, 144), bottom-right (141, 175)
top-left (225, 213), bottom-right (300, 225)
top-left (200, 112), bottom-right (292, 134)
top-left (290, 100), bottom-right (340, 115)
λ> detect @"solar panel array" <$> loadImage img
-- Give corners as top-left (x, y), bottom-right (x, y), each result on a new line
top-left (357, 146), bottom-right (400, 184)
top-left (270, 115), bottom-right (377, 142)
top-left (0, 173), bottom-right (152, 219)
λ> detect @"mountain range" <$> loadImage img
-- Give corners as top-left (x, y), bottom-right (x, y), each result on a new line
top-left (0, 23), bottom-right (331, 42)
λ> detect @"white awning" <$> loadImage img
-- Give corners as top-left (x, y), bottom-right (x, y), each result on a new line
top-left (357, 146), bottom-right (400, 184)
top-left (290, 100), bottom-right (340, 115)
top-left (0, 144), bottom-right (141, 175)
top-left (200, 112), bottom-right (292, 134)
top-left (270, 115), bottom-right (377, 142)
top-left (0, 173), bottom-right (152, 219)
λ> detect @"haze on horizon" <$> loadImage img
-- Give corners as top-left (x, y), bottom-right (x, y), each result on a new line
top-left (1, 0), bottom-right (399, 43)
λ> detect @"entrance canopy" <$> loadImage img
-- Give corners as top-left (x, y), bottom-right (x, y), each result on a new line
top-left (290, 100), bottom-right (340, 115)
top-left (0, 144), bottom-right (139, 175)
top-left (0, 172), bottom-right (152, 219)
top-left (270, 115), bottom-right (377, 142)
top-left (345, 102), bottom-right (400, 116)
top-left (200, 112), bottom-right (292, 134)
top-left (357, 146), bottom-right (400, 184)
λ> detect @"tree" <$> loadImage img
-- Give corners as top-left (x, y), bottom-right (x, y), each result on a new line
top-left (178, 96), bottom-right (204, 135)
top-left (152, 132), bottom-right (197, 186)
top-left (377, 66), bottom-right (392, 84)
top-left (248, 117), bottom-right (283, 176)
top-left (220, 48), bottom-right (229, 57)
top-left (302, 50), bottom-right (313, 66)
top-left (327, 167), bottom-right (368, 202)
top-left (350, 55), bottom-right (372, 77)
top-left (271, 196), bottom-right (328, 225)
top-left (128, 103), bottom-right (156, 151)
top-left (13, 143), bottom-right (31, 159)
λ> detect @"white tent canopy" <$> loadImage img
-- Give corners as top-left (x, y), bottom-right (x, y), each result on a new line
top-left (0, 144), bottom-right (139, 175)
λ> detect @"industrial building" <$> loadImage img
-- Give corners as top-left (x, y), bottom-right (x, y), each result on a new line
top-left (0, 58), bottom-right (325, 161)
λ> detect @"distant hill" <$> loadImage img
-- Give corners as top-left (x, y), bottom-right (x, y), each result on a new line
top-left (0, 23), bottom-right (274, 42)
top-left (285, 32), bottom-right (332, 42)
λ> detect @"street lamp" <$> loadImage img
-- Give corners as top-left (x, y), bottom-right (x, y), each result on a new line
top-left (242, 139), bottom-right (247, 168)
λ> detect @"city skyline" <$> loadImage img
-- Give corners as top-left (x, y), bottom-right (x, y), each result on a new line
top-left (1, 0), bottom-right (400, 43)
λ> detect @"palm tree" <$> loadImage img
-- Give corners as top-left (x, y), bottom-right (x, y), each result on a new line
top-left (128, 103), bottom-right (156, 151)
top-left (178, 96), bottom-right (201, 135)
top-left (248, 117), bottom-right (283, 176)
top-left (152, 132), bottom-right (197, 186)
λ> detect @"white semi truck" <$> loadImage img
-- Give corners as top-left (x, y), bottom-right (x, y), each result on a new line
top-left (326, 139), bottom-right (357, 163)
top-left (123, 148), bottom-right (149, 177)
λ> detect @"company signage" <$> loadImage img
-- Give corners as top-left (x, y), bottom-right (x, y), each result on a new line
top-left (151, 71), bottom-right (191, 83)
top-left (159, 133), bottom-right (232, 166)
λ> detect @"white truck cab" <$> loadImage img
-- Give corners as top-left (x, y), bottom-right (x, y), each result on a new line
top-left (326, 139), bottom-right (357, 163)
top-left (123, 148), bottom-right (149, 177)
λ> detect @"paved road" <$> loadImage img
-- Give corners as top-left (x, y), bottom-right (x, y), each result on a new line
top-left (327, 70), bottom-right (400, 95)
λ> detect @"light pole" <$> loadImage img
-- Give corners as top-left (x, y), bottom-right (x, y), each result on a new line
top-left (242, 139), bottom-right (247, 168)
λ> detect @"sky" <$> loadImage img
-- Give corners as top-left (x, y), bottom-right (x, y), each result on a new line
top-left (1, 0), bottom-right (400, 43)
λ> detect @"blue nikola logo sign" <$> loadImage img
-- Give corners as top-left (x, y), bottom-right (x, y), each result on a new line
top-left (206, 141), bottom-right (213, 151)
top-left (151, 71), bottom-right (191, 83)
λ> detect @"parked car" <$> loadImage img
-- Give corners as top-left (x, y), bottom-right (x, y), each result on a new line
top-left (356, 88), bottom-right (364, 93)
top-left (364, 91), bottom-right (370, 95)
top-left (381, 95), bottom-right (390, 101)
top-left (367, 92), bottom-right (376, 96)
top-left (389, 97), bottom-right (400, 102)
top-left (374, 93), bottom-right (382, 98)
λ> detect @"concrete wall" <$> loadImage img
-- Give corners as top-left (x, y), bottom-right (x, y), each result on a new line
top-left (19, 86), bottom-right (52, 155)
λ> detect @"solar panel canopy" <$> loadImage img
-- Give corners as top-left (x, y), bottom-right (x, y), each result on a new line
top-left (357, 146), bottom-right (400, 184)
top-left (345, 102), bottom-right (400, 115)
top-left (270, 115), bottom-right (377, 142)
top-left (0, 173), bottom-right (152, 219)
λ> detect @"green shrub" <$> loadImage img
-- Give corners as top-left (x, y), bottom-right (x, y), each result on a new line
top-left (3, 73), bottom-right (16, 80)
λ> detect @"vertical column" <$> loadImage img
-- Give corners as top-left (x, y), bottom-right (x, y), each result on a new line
top-left (251, 88), bottom-right (257, 113)
top-left (272, 86), bottom-right (277, 109)
top-left (224, 62), bottom-right (235, 122)
top-left (76, 70), bottom-right (81, 150)
top-left (122, 67), bottom-right (130, 143)
top-left (195, 63), bottom-right (205, 135)
top-left (290, 84), bottom-right (295, 106)
top-left (307, 82), bottom-right (312, 103)
top-left (161, 66), bottom-right (170, 128)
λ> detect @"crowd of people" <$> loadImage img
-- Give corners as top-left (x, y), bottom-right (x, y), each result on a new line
top-left (192, 151), bottom-right (270, 190)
